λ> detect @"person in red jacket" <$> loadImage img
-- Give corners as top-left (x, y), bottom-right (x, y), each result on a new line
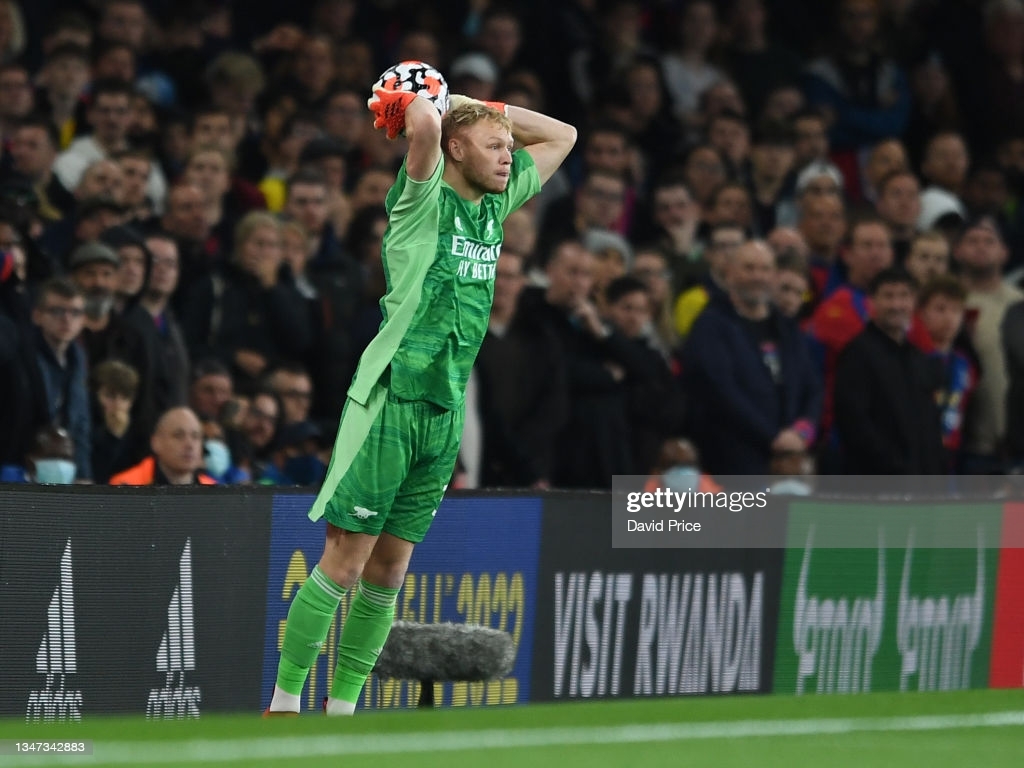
top-left (110, 406), bottom-right (216, 485)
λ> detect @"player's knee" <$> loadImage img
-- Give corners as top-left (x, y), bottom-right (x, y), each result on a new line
top-left (317, 559), bottom-right (363, 590)
top-left (361, 554), bottom-right (410, 590)
top-left (319, 526), bottom-right (375, 588)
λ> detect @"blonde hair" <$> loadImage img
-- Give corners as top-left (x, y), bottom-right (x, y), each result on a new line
top-left (441, 102), bottom-right (512, 156)
top-left (233, 211), bottom-right (281, 259)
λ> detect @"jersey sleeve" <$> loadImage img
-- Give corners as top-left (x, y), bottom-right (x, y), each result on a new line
top-left (494, 150), bottom-right (541, 223)
top-left (385, 156), bottom-right (445, 244)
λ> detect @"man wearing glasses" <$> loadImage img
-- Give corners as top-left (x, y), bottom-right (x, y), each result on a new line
top-left (29, 277), bottom-right (92, 482)
top-left (268, 364), bottom-right (315, 425)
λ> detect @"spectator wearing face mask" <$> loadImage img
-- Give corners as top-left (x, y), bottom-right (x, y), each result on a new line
top-left (643, 438), bottom-right (722, 495)
top-left (200, 417), bottom-right (250, 485)
top-left (25, 425), bottom-right (79, 484)
top-left (769, 449), bottom-right (816, 496)
top-left (0, 425), bottom-right (79, 484)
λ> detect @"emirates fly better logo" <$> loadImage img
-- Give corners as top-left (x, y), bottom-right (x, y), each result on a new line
top-left (27, 539), bottom-right (83, 722)
top-left (147, 539), bottom-right (201, 719)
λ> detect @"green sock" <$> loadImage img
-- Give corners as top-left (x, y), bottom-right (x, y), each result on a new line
top-left (276, 566), bottom-right (346, 696)
top-left (329, 579), bottom-right (400, 704)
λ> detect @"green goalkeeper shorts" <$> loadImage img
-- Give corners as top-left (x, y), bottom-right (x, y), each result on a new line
top-left (317, 385), bottom-right (463, 543)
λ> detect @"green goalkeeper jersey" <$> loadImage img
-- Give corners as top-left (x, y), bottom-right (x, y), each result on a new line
top-left (346, 149), bottom-right (541, 412)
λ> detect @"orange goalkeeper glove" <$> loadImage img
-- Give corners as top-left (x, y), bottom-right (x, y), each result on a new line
top-left (367, 89), bottom-right (418, 140)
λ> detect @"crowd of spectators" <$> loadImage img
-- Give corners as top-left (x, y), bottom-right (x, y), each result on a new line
top-left (3, 0), bottom-right (1024, 488)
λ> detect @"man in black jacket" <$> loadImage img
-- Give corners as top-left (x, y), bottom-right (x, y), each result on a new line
top-left (603, 275), bottom-right (686, 474)
top-left (532, 238), bottom-right (639, 489)
top-left (680, 239), bottom-right (821, 475)
top-left (834, 267), bottom-right (945, 474)
top-left (474, 250), bottom-right (568, 487)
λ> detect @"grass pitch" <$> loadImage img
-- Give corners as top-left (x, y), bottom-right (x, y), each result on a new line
top-left (2, 689), bottom-right (1023, 767)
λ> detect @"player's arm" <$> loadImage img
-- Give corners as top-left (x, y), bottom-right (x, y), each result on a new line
top-left (506, 106), bottom-right (577, 185)
top-left (403, 96), bottom-right (443, 182)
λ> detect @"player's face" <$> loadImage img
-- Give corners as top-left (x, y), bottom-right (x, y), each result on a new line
top-left (458, 120), bottom-right (514, 194)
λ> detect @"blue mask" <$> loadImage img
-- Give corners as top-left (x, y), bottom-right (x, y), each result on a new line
top-left (204, 439), bottom-right (231, 479)
top-left (770, 479), bottom-right (813, 496)
top-left (34, 459), bottom-right (77, 485)
top-left (283, 455), bottom-right (327, 486)
top-left (662, 465), bottom-right (701, 493)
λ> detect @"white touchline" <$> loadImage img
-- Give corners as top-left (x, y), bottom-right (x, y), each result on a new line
top-left (15, 710), bottom-right (1024, 766)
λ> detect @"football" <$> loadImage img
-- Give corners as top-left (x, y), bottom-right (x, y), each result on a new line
top-left (371, 60), bottom-right (450, 116)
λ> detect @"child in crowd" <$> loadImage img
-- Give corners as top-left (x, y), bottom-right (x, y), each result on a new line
top-left (90, 360), bottom-right (149, 483)
top-left (916, 276), bottom-right (977, 471)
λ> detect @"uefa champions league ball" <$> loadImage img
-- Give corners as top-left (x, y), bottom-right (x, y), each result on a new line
top-left (372, 60), bottom-right (450, 116)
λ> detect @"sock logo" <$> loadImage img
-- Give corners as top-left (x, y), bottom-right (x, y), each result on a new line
top-left (147, 539), bottom-right (202, 719)
top-left (27, 539), bottom-right (83, 722)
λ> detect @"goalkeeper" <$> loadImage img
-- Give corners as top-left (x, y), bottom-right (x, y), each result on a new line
top-left (267, 61), bottom-right (577, 715)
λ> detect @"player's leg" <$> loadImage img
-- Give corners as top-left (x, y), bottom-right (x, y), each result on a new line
top-left (269, 394), bottom-right (411, 713)
top-left (269, 525), bottom-right (377, 713)
top-left (325, 533), bottom-right (414, 715)
top-left (325, 399), bottom-right (460, 715)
